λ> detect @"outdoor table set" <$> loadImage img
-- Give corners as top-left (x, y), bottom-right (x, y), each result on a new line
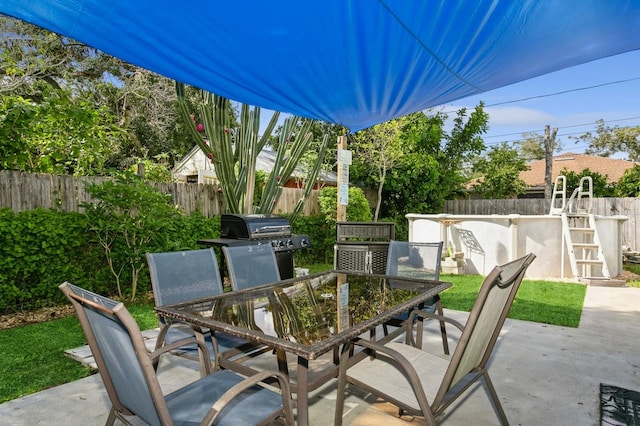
top-left (155, 270), bottom-right (451, 425)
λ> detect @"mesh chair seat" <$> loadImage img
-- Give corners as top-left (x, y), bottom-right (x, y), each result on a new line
top-left (335, 253), bottom-right (536, 425)
top-left (165, 370), bottom-right (284, 425)
top-left (222, 245), bottom-right (281, 291)
top-left (146, 248), bottom-right (256, 370)
top-left (60, 282), bottom-right (294, 426)
top-left (383, 241), bottom-right (447, 353)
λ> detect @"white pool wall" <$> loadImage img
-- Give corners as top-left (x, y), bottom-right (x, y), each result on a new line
top-left (407, 213), bottom-right (628, 279)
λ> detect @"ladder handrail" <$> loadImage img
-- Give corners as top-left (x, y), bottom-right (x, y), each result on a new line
top-left (549, 176), bottom-right (567, 215)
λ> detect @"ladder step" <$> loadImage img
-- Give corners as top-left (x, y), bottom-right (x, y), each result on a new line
top-left (569, 228), bottom-right (594, 233)
top-left (576, 259), bottom-right (604, 265)
top-left (572, 243), bottom-right (599, 249)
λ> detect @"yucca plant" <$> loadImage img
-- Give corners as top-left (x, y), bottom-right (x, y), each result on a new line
top-left (176, 82), bottom-right (329, 220)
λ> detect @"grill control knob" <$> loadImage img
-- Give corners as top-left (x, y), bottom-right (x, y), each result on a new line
top-left (286, 239), bottom-right (294, 248)
top-left (300, 238), bottom-right (309, 247)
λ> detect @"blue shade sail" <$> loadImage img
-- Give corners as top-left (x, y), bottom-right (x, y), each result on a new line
top-left (2, 1), bottom-right (640, 131)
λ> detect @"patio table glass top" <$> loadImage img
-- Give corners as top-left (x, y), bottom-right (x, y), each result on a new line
top-left (156, 270), bottom-right (451, 360)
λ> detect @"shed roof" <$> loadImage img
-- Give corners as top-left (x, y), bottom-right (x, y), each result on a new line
top-left (172, 146), bottom-right (337, 184)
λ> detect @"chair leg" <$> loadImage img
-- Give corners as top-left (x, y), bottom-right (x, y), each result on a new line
top-left (435, 299), bottom-right (449, 355)
top-left (334, 344), bottom-right (352, 426)
top-left (276, 349), bottom-right (290, 377)
top-left (482, 372), bottom-right (509, 426)
top-left (105, 407), bottom-right (117, 426)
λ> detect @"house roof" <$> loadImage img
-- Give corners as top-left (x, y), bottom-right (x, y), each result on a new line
top-left (172, 146), bottom-right (338, 184)
top-left (520, 153), bottom-right (639, 187)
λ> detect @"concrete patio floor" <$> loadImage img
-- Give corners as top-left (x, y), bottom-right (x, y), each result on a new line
top-left (1, 285), bottom-right (639, 425)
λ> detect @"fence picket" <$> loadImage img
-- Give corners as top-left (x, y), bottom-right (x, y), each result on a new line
top-left (0, 170), bottom-right (320, 219)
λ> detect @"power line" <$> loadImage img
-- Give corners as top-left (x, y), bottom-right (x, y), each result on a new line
top-left (484, 123), bottom-right (640, 148)
top-left (484, 116), bottom-right (640, 140)
top-left (483, 76), bottom-right (640, 107)
top-left (434, 76), bottom-right (640, 117)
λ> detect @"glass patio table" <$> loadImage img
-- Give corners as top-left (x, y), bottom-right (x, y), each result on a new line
top-left (155, 270), bottom-right (451, 426)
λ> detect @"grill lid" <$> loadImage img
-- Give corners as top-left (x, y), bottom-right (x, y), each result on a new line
top-left (221, 214), bottom-right (291, 239)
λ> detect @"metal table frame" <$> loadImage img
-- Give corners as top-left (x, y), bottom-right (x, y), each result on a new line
top-left (155, 270), bottom-right (451, 426)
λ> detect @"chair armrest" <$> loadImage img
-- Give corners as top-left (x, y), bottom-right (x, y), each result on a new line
top-left (202, 370), bottom-right (295, 425)
top-left (340, 338), bottom-right (433, 420)
top-left (408, 308), bottom-right (465, 332)
top-left (149, 337), bottom-right (212, 376)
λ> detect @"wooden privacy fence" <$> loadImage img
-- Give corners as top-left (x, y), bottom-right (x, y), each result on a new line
top-left (0, 170), bottom-right (320, 217)
top-left (444, 197), bottom-right (640, 251)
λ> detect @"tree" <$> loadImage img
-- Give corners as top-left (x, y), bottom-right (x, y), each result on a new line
top-left (351, 104), bottom-right (488, 218)
top-left (270, 118), bottom-right (346, 191)
top-left (615, 165), bottom-right (640, 197)
top-left (0, 89), bottom-right (124, 175)
top-left (472, 143), bottom-right (529, 198)
top-left (352, 119), bottom-right (404, 220)
top-left (82, 172), bottom-right (182, 300)
top-left (0, 16), bottom-right (194, 172)
top-left (573, 119), bottom-right (640, 161)
top-left (516, 130), bottom-right (563, 162)
top-left (561, 168), bottom-right (614, 197)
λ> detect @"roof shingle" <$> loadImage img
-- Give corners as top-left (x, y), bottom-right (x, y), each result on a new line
top-left (520, 153), bottom-right (639, 187)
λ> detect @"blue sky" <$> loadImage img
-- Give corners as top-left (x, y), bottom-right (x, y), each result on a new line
top-left (258, 49), bottom-right (640, 159)
top-left (444, 49), bottom-right (640, 158)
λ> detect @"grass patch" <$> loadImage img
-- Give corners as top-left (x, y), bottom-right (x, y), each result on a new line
top-left (623, 262), bottom-right (640, 288)
top-left (0, 302), bottom-right (157, 403)
top-left (441, 274), bottom-right (586, 328)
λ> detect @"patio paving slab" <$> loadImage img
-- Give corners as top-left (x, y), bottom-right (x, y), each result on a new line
top-left (1, 285), bottom-right (639, 425)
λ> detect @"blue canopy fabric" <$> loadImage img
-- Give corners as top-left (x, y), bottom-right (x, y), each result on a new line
top-left (2, 1), bottom-right (640, 131)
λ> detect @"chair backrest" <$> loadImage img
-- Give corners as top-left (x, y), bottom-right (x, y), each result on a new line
top-left (386, 241), bottom-right (443, 281)
top-left (146, 248), bottom-right (224, 308)
top-left (59, 282), bottom-right (170, 426)
top-left (434, 253), bottom-right (536, 407)
top-left (222, 244), bottom-right (281, 291)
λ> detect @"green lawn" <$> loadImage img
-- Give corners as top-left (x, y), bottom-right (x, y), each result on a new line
top-left (440, 274), bottom-right (586, 327)
top-left (0, 268), bottom-right (589, 403)
top-left (0, 303), bottom-right (159, 403)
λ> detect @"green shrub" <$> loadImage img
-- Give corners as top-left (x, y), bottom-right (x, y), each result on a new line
top-left (290, 214), bottom-right (334, 265)
top-left (0, 208), bottom-right (95, 313)
top-left (318, 186), bottom-right (372, 222)
top-left (0, 204), bottom-right (221, 314)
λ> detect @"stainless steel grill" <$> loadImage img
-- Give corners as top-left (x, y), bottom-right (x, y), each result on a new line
top-left (199, 214), bottom-right (311, 279)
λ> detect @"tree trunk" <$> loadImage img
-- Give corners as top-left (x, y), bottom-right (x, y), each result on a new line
top-left (543, 125), bottom-right (558, 198)
top-left (374, 166), bottom-right (386, 221)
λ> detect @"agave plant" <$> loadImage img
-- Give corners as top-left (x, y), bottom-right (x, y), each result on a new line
top-left (177, 82), bottom-right (328, 220)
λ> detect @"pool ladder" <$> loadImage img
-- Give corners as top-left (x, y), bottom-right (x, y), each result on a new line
top-left (550, 176), bottom-right (611, 282)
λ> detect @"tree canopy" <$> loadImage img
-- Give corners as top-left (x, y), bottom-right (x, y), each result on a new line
top-left (472, 143), bottom-right (529, 198)
top-left (0, 16), bottom-right (192, 174)
top-left (573, 119), bottom-right (640, 161)
top-left (350, 104), bottom-right (488, 217)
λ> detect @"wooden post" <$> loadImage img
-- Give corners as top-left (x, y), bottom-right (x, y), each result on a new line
top-left (336, 135), bottom-right (348, 222)
top-left (336, 135), bottom-right (349, 330)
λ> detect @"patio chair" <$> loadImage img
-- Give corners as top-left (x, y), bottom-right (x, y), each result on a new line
top-left (222, 244), bottom-right (281, 291)
top-left (59, 282), bottom-right (294, 426)
top-left (146, 248), bottom-right (254, 370)
top-left (335, 253), bottom-right (536, 425)
top-left (382, 241), bottom-right (449, 353)
top-left (222, 244), bottom-right (294, 372)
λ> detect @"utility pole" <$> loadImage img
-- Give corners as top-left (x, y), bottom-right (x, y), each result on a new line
top-left (543, 125), bottom-right (558, 199)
